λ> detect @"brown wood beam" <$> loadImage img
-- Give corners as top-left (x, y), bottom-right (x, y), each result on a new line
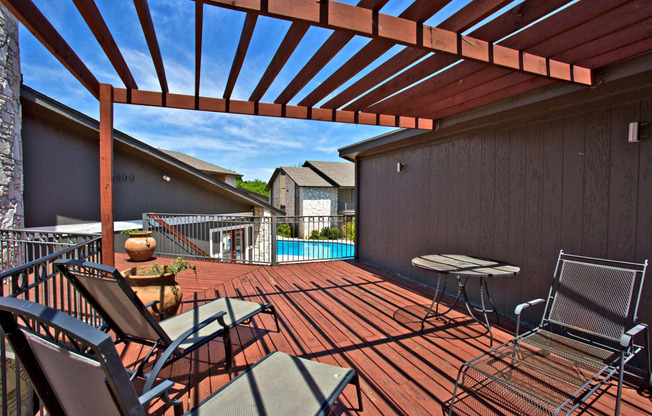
top-left (224, 13), bottom-right (258, 99)
top-left (274, 0), bottom-right (391, 105)
top-left (195, 0), bottom-right (203, 100)
top-left (249, 22), bottom-right (309, 102)
top-left (134, 0), bottom-right (168, 93)
top-left (72, 0), bottom-right (138, 90)
top-left (99, 84), bottom-right (115, 267)
top-left (202, 0), bottom-right (593, 85)
top-left (112, 87), bottom-right (434, 129)
top-left (0, 0), bottom-right (100, 98)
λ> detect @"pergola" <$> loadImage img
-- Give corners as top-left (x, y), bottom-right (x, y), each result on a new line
top-left (2, 0), bottom-right (649, 266)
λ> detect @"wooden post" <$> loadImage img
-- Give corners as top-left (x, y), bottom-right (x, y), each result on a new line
top-left (99, 83), bottom-right (114, 266)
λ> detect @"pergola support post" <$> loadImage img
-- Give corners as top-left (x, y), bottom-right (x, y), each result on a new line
top-left (99, 83), bottom-right (114, 266)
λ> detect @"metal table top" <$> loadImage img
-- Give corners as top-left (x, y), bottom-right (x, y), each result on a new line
top-left (411, 254), bottom-right (520, 277)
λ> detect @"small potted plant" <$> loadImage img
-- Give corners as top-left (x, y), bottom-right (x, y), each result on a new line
top-left (121, 258), bottom-right (196, 319)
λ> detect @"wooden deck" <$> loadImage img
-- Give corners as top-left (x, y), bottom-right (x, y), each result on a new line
top-left (115, 254), bottom-right (651, 416)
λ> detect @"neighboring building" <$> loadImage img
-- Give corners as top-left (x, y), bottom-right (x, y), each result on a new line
top-left (266, 161), bottom-right (355, 217)
top-left (159, 149), bottom-right (240, 187)
top-left (21, 85), bottom-right (282, 228)
top-left (339, 52), bottom-right (652, 329)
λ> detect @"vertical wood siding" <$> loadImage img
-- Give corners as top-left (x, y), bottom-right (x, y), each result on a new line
top-left (358, 97), bottom-right (652, 326)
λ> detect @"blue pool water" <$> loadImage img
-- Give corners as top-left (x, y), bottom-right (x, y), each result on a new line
top-left (277, 240), bottom-right (354, 259)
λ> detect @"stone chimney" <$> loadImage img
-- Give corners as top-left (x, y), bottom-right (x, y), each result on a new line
top-left (0, 5), bottom-right (23, 231)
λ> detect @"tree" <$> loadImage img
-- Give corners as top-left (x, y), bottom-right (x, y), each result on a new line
top-left (236, 177), bottom-right (268, 197)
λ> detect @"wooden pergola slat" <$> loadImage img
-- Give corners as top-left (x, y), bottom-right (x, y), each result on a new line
top-left (112, 88), bottom-right (434, 130)
top-left (249, 22), bottom-right (309, 102)
top-left (133, 0), bottom-right (168, 93)
top-left (195, 0), bottom-right (203, 100)
top-left (0, 0), bottom-right (100, 98)
top-left (273, 0), bottom-right (390, 105)
top-left (202, 0), bottom-right (593, 85)
top-left (296, 0), bottom-right (450, 107)
top-left (72, 0), bottom-right (138, 90)
top-left (224, 13), bottom-right (258, 99)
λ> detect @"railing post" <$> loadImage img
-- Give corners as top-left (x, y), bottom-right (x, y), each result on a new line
top-left (270, 216), bottom-right (277, 266)
top-left (142, 213), bottom-right (149, 231)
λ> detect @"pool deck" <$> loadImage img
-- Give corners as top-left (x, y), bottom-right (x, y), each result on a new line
top-left (114, 254), bottom-right (652, 416)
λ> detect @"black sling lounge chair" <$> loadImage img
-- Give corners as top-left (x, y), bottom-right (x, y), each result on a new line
top-left (449, 250), bottom-right (650, 415)
top-left (0, 297), bottom-right (362, 416)
top-left (54, 259), bottom-right (279, 377)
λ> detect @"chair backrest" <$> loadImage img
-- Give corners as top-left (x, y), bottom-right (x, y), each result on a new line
top-left (54, 259), bottom-right (170, 345)
top-left (545, 251), bottom-right (647, 342)
top-left (0, 297), bottom-right (144, 416)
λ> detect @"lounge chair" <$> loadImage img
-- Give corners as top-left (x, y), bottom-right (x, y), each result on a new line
top-left (449, 250), bottom-right (650, 415)
top-left (54, 259), bottom-right (279, 378)
top-left (0, 297), bottom-right (362, 416)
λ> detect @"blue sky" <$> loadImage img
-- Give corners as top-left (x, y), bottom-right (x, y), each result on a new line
top-left (18, 0), bottom-right (519, 181)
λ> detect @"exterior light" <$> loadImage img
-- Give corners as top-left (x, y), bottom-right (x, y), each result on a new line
top-left (397, 162), bottom-right (405, 173)
top-left (162, 175), bottom-right (171, 182)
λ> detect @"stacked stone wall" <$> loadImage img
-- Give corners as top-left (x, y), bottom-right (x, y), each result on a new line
top-left (0, 5), bottom-right (22, 231)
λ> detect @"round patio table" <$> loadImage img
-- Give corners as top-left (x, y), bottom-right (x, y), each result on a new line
top-left (411, 254), bottom-right (519, 346)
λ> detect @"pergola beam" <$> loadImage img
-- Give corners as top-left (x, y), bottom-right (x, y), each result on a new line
top-left (134, 0), bottom-right (168, 93)
top-left (195, 0), bottom-right (203, 101)
top-left (0, 0), bottom-right (100, 98)
top-left (112, 88), bottom-right (434, 129)
top-left (224, 13), bottom-right (258, 99)
top-left (72, 0), bottom-right (138, 90)
top-left (201, 0), bottom-right (593, 85)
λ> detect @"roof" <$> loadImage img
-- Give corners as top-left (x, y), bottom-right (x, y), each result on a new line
top-left (20, 85), bottom-right (283, 215)
top-left (281, 167), bottom-right (332, 188)
top-left (6, 0), bottom-right (649, 130)
top-left (303, 161), bottom-right (354, 187)
top-left (159, 150), bottom-right (240, 176)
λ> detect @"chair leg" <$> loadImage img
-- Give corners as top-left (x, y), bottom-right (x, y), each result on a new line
top-left (616, 349), bottom-right (625, 416)
top-left (351, 372), bottom-right (363, 411)
top-left (222, 328), bottom-right (233, 379)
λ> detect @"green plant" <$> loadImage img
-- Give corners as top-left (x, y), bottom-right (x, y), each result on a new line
top-left (309, 229), bottom-right (321, 240)
top-left (344, 221), bottom-right (355, 242)
top-left (119, 228), bottom-right (140, 235)
top-left (277, 223), bottom-right (293, 238)
top-left (327, 227), bottom-right (340, 239)
top-left (137, 258), bottom-right (197, 279)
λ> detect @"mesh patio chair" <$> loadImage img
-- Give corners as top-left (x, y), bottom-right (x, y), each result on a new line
top-left (449, 250), bottom-right (651, 416)
top-left (0, 297), bottom-right (362, 416)
top-left (54, 259), bottom-right (279, 378)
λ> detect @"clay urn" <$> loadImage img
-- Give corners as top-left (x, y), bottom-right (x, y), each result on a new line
top-left (124, 231), bottom-right (156, 261)
top-left (121, 266), bottom-right (182, 320)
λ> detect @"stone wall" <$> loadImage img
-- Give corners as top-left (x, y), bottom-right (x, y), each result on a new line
top-left (0, 5), bottom-right (22, 231)
top-left (298, 187), bottom-right (337, 237)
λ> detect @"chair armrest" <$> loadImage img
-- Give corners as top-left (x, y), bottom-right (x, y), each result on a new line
top-left (144, 300), bottom-right (165, 320)
top-left (620, 323), bottom-right (648, 348)
top-left (143, 310), bottom-right (227, 392)
top-left (514, 299), bottom-right (545, 316)
top-left (139, 379), bottom-right (183, 416)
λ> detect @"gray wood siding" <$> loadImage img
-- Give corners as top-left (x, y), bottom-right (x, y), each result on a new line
top-left (23, 113), bottom-right (251, 227)
top-left (357, 98), bottom-right (652, 327)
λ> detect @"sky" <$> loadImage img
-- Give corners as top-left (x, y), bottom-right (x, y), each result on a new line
top-left (17, 0), bottom-right (525, 181)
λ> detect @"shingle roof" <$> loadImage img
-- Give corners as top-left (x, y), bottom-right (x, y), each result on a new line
top-left (282, 167), bottom-right (332, 187)
top-left (304, 161), bottom-right (354, 187)
top-left (159, 149), bottom-right (240, 176)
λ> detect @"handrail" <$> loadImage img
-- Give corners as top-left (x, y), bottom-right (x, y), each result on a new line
top-left (148, 213), bottom-right (211, 258)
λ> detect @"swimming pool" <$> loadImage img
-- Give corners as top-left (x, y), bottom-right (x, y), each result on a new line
top-left (277, 239), bottom-right (354, 260)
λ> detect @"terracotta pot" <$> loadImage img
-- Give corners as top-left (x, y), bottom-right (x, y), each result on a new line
top-left (122, 266), bottom-right (183, 320)
top-left (124, 231), bottom-right (156, 261)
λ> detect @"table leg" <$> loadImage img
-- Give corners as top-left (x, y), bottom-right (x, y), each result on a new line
top-left (459, 276), bottom-right (496, 346)
top-left (420, 274), bottom-right (461, 330)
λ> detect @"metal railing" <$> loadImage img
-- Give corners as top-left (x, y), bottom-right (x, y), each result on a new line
top-left (0, 234), bottom-right (102, 416)
top-left (144, 213), bottom-right (355, 265)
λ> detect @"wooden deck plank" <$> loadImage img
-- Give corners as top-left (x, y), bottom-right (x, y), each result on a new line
top-left (112, 254), bottom-right (651, 416)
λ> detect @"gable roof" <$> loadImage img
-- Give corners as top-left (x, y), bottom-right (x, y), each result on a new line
top-left (281, 167), bottom-right (332, 188)
top-left (159, 149), bottom-right (240, 176)
top-left (303, 161), bottom-right (354, 187)
top-left (20, 85), bottom-right (283, 215)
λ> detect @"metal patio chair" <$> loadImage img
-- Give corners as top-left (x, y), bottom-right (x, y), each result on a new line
top-left (449, 250), bottom-right (650, 415)
top-left (54, 259), bottom-right (278, 378)
top-left (0, 297), bottom-right (362, 416)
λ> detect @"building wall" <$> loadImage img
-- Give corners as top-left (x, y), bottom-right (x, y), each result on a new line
top-left (357, 94), bottom-right (652, 328)
top-left (22, 112), bottom-right (252, 227)
top-left (285, 178), bottom-right (296, 216)
top-left (300, 187), bottom-right (337, 217)
top-left (0, 6), bottom-right (22, 230)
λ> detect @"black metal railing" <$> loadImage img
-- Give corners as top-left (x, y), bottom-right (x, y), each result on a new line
top-left (144, 213), bottom-right (355, 265)
top-left (0, 235), bottom-right (102, 416)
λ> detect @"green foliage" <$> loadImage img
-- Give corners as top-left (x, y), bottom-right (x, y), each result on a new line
top-left (119, 229), bottom-right (139, 235)
top-left (308, 227), bottom-right (340, 240)
top-left (277, 223), bottom-right (293, 238)
top-left (344, 221), bottom-right (355, 242)
top-left (309, 230), bottom-right (322, 240)
top-left (236, 177), bottom-right (268, 197)
top-left (135, 258), bottom-right (197, 279)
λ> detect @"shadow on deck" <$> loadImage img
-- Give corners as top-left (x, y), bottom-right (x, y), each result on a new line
top-left (115, 254), bottom-right (651, 416)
